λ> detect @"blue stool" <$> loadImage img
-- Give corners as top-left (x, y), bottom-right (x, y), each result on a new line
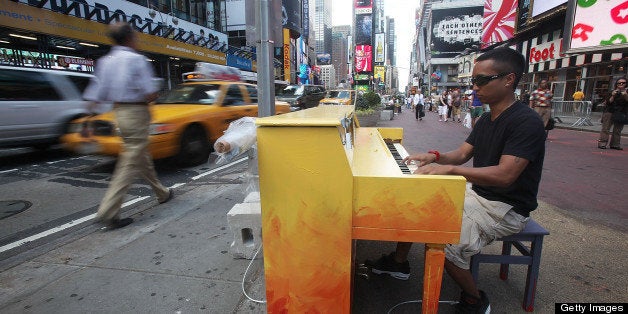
top-left (470, 219), bottom-right (549, 312)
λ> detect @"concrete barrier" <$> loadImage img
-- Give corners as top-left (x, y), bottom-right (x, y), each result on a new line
top-left (227, 201), bottom-right (262, 259)
top-left (380, 110), bottom-right (394, 121)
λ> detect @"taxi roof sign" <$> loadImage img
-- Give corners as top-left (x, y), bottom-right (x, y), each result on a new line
top-left (192, 62), bottom-right (241, 81)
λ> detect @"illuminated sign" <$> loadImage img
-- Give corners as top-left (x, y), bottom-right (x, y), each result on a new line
top-left (374, 33), bottom-right (385, 63)
top-left (532, 0), bottom-right (567, 18)
top-left (354, 45), bottom-right (372, 73)
top-left (431, 5), bottom-right (483, 58)
top-left (529, 38), bottom-right (564, 64)
top-left (355, 14), bottom-right (373, 45)
top-left (565, 1), bottom-right (628, 53)
top-left (481, 0), bottom-right (518, 49)
top-left (13, 0), bottom-right (228, 44)
top-left (374, 65), bottom-right (385, 81)
top-left (0, 0), bottom-right (226, 64)
top-left (283, 28), bottom-right (291, 82)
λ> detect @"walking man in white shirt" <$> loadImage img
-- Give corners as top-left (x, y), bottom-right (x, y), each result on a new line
top-left (84, 22), bottom-right (173, 229)
top-left (413, 90), bottom-right (425, 121)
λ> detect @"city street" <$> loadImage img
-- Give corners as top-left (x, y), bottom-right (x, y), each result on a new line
top-left (0, 108), bottom-right (626, 313)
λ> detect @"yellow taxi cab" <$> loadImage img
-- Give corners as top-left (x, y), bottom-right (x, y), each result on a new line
top-left (318, 89), bottom-right (357, 106)
top-left (61, 66), bottom-right (290, 166)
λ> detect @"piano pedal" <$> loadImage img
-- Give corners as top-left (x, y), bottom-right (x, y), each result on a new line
top-left (356, 263), bottom-right (371, 280)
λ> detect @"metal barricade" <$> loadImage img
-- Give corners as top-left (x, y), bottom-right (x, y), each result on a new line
top-left (550, 100), bottom-right (593, 127)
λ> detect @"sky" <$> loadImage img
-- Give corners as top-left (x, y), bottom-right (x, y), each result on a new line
top-left (332, 0), bottom-right (420, 92)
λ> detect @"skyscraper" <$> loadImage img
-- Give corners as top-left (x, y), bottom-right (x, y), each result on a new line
top-left (332, 25), bottom-right (351, 85)
top-left (314, 0), bottom-right (332, 58)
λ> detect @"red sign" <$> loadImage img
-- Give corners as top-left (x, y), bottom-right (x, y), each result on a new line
top-left (481, 0), bottom-right (517, 49)
top-left (354, 45), bottom-right (372, 73)
top-left (529, 38), bottom-right (564, 64)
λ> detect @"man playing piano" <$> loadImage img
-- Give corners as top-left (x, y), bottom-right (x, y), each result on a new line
top-left (366, 47), bottom-right (546, 314)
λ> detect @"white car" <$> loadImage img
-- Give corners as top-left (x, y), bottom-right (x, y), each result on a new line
top-left (0, 66), bottom-right (109, 149)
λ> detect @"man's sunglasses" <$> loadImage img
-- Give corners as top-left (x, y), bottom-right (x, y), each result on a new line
top-left (617, 81), bottom-right (627, 85)
top-left (471, 73), bottom-right (510, 86)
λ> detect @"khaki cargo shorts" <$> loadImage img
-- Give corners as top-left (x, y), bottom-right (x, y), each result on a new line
top-left (445, 184), bottom-right (529, 270)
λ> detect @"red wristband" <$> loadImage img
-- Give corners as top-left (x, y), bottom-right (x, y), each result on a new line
top-left (428, 150), bottom-right (440, 162)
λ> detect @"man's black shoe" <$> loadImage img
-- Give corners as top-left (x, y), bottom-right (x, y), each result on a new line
top-left (455, 290), bottom-right (491, 314)
top-left (107, 217), bottom-right (134, 230)
top-left (159, 188), bottom-right (174, 204)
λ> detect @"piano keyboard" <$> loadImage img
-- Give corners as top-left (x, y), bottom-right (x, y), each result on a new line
top-left (385, 141), bottom-right (419, 174)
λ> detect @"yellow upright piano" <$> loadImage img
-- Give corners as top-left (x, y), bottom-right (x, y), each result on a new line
top-left (256, 106), bottom-right (466, 313)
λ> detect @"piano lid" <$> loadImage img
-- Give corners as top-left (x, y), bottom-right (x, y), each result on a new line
top-left (255, 106), bottom-right (355, 127)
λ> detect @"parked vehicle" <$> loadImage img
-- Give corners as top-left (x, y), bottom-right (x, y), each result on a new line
top-left (0, 66), bottom-right (105, 149)
top-left (62, 80), bottom-right (290, 166)
top-left (275, 84), bottom-right (326, 111)
top-left (319, 89), bottom-right (357, 106)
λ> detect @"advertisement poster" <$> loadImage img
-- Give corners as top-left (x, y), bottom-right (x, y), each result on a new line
top-left (355, 45), bottom-right (372, 73)
top-left (282, 0), bottom-right (302, 34)
top-left (517, 0), bottom-right (531, 30)
top-left (566, 0), bottom-right (628, 53)
top-left (355, 0), bottom-right (372, 14)
top-left (317, 53), bottom-right (331, 65)
top-left (531, 0), bottom-right (567, 18)
top-left (431, 6), bottom-right (483, 58)
top-left (374, 33), bottom-right (385, 63)
top-left (481, 0), bottom-right (518, 49)
top-left (355, 14), bottom-right (373, 45)
top-left (374, 65), bottom-right (385, 81)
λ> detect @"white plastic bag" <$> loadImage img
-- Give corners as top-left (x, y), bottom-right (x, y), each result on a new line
top-left (463, 112), bottom-right (472, 129)
top-left (213, 117), bottom-right (257, 164)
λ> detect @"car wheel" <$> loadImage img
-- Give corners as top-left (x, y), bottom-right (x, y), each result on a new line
top-left (177, 125), bottom-right (210, 166)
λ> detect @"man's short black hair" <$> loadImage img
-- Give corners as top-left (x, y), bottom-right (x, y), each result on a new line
top-left (107, 22), bottom-right (134, 46)
top-left (475, 47), bottom-right (525, 90)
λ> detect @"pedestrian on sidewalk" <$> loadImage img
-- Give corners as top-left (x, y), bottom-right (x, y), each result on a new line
top-left (83, 22), bottom-right (173, 229)
top-left (469, 90), bottom-right (484, 128)
top-left (597, 77), bottom-right (627, 150)
top-left (452, 88), bottom-right (462, 122)
top-left (572, 88), bottom-right (585, 113)
top-left (364, 47), bottom-right (546, 313)
top-left (414, 90), bottom-right (425, 121)
top-left (439, 90), bottom-right (449, 122)
top-left (531, 79), bottom-right (553, 128)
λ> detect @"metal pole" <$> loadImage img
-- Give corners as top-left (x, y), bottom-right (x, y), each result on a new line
top-left (257, 0), bottom-right (275, 117)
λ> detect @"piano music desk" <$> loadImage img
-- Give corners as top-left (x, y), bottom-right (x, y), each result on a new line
top-left (256, 106), bottom-right (466, 313)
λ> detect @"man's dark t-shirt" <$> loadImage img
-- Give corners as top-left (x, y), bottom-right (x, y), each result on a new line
top-left (466, 101), bottom-right (546, 217)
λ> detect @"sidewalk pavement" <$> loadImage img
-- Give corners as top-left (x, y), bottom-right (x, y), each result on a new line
top-left (0, 109), bottom-right (626, 313)
top-left (551, 111), bottom-right (628, 136)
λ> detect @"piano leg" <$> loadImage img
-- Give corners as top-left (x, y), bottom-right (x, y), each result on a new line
top-left (422, 243), bottom-right (446, 314)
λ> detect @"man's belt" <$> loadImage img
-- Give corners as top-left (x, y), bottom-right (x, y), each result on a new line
top-left (114, 101), bottom-right (148, 105)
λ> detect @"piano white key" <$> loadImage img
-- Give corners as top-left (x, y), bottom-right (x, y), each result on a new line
top-left (393, 143), bottom-right (418, 172)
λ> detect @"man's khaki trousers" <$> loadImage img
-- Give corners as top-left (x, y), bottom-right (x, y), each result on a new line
top-left (97, 104), bottom-right (170, 222)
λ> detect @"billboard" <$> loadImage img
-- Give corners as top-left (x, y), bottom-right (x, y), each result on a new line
top-left (355, 14), bottom-right (373, 45)
top-left (302, 0), bottom-right (309, 38)
top-left (431, 6), bottom-right (483, 58)
top-left (355, 0), bottom-right (373, 14)
top-left (563, 0), bottom-right (628, 54)
top-left (374, 33), bottom-right (385, 63)
top-left (517, 0), bottom-right (531, 31)
top-left (532, 0), bottom-right (567, 18)
top-left (226, 0), bottom-right (246, 31)
top-left (374, 65), bottom-right (385, 81)
top-left (355, 45), bottom-right (372, 73)
top-left (282, 0), bottom-right (302, 34)
top-left (317, 53), bottom-right (331, 65)
top-left (481, 0), bottom-right (518, 49)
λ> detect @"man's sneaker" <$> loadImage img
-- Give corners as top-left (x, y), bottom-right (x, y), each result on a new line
top-left (364, 252), bottom-right (410, 280)
top-left (455, 290), bottom-right (491, 314)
